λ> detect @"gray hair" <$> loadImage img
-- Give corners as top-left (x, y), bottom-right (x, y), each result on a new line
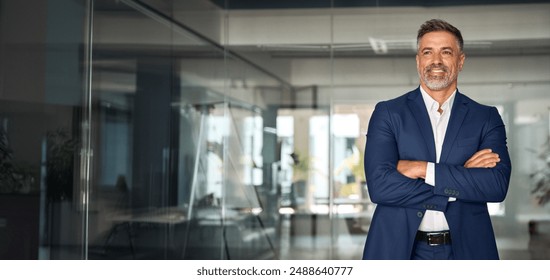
top-left (417, 19), bottom-right (464, 52)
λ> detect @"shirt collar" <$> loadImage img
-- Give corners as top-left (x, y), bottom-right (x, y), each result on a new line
top-left (419, 86), bottom-right (457, 114)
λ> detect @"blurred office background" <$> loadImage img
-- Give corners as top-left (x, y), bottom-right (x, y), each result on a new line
top-left (1, 0), bottom-right (549, 260)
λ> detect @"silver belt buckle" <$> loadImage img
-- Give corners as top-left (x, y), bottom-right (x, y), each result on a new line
top-left (427, 233), bottom-right (441, 246)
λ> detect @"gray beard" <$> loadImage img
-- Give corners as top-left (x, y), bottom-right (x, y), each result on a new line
top-left (420, 73), bottom-right (452, 91)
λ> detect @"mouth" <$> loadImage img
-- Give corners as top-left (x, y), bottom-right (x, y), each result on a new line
top-left (425, 65), bottom-right (448, 77)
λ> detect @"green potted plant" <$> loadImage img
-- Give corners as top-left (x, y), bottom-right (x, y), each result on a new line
top-left (0, 126), bottom-right (37, 194)
top-left (45, 128), bottom-right (78, 201)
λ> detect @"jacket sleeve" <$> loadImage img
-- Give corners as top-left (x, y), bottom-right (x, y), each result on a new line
top-left (364, 102), bottom-right (449, 211)
top-left (434, 107), bottom-right (512, 203)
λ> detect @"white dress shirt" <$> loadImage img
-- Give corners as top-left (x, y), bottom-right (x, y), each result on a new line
top-left (418, 86), bottom-right (456, 232)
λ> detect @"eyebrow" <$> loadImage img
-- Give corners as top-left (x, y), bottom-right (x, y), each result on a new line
top-left (420, 46), bottom-right (455, 52)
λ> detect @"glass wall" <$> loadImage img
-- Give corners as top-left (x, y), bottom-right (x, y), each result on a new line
top-left (1, 0), bottom-right (549, 260)
top-left (86, 0), bottom-right (288, 259)
top-left (0, 0), bottom-right (88, 259)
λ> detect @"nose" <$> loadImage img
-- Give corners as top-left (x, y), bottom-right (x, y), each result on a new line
top-left (432, 52), bottom-right (443, 64)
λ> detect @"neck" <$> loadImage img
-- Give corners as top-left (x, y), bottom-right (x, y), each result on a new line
top-left (421, 84), bottom-right (456, 107)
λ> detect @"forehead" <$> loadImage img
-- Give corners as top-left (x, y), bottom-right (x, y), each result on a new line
top-left (418, 31), bottom-right (460, 49)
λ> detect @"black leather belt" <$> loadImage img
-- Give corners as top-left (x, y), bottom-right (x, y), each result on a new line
top-left (415, 231), bottom-right (452, 246)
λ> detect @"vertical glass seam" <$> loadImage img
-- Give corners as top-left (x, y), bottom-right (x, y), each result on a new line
top-left (328, 0), bottom-right (336, 259)
top-left (81, 0), bottom-right (94, 260)
top-left (221, 0), bottom-right (229, 259)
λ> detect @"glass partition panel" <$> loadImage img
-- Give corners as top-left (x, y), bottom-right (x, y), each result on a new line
top-left (0, 0), bottom-right (88, 259)
top-left (222, 0), bottom-right (334, 259)
top-left (89, 0), bottom-right (228, 259)
top-left (89, 0), bottom-right (288, 260)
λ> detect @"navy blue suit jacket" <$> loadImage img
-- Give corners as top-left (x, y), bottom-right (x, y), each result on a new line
top-left (362, 87), bottom-right (512, 260)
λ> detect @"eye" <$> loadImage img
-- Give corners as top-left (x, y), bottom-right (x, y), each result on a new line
top-left (422, 50), bottom-right (432, 55)
top-left (442, 50), bottom-right (453, 55)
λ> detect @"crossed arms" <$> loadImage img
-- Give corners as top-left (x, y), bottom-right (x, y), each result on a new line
top-left (364, 102), bottom-right (512, 210)
top-left (397, 148), bottom-right (501, 179)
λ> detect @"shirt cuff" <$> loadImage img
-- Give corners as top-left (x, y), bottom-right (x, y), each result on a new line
top-left (425, 162), bottom-right (435, 186)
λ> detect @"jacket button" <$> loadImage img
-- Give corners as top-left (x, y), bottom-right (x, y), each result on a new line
top-left (417, 211), bottom-right (423, 218)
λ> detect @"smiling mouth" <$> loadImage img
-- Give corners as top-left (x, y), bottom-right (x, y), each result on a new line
top-left (425, 64), bottom-right (448, 75)
top-left (426, 68), bottom-right (447, 78)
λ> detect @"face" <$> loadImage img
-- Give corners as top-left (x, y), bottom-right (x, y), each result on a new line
top-left (416, 31), bottom-right (465, 92)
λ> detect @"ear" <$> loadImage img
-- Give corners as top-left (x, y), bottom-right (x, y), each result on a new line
top-left (416, 54), bottom-right (419, 69)
top-left (458, 53), bottom-right (465, 71)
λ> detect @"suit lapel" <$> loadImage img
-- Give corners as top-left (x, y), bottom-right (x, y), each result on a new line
top-left (440, 91), bottom-right (469, 163)
top-left (407, 88), bottom-right (436, 162)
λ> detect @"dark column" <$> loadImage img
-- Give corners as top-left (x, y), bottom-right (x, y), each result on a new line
top-left (132, 58), bottom-right (176, 208)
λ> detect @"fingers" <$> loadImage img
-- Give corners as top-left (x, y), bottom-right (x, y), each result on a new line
top-left (464, 149), bottom-right (492, 165)
top-left (464, 149), bottom-right (500, 168)
top-left (397, 160), bottom-right (427, 179)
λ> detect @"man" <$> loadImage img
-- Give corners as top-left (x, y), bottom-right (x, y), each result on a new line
top-left (362, 19), bottom-right (511, 260)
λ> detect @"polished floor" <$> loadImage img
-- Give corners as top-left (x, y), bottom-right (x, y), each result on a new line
top-left (42, 214), bottom-right (549, 260)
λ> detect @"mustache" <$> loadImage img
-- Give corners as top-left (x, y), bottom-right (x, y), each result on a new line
top-left (424, 64), bottom-right (449, 73)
